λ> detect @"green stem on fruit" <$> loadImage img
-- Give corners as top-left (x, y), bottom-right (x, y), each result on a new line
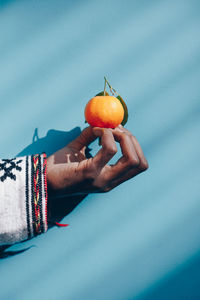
top-left (103, 76), bottom-right (107, 96)
top-left (104, 76), bottom-right (118, 97)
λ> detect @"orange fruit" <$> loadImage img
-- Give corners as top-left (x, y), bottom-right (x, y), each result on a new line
top-left (85, 95), bottom-right (124, 128)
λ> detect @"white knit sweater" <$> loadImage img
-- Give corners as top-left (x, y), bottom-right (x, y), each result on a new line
top-left (0, 154), bottom-right (48, 245)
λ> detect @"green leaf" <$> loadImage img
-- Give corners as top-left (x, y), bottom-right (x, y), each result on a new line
top-left (117, 95), bottom-right (129, 126)
top-left (95, 91), bottom-right (109, 96)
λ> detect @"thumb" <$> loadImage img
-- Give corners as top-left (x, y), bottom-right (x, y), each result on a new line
top-left (69, 126), bottom-right (100, 150)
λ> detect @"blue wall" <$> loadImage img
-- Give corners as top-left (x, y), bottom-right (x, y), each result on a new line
top-left (0, 0), bottom-right (200, 299)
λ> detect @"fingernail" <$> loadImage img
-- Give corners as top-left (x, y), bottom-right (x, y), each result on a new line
top-left (116, 126), bottom-right (123, 132)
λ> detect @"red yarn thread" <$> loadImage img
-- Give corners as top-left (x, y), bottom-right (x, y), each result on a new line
top-left (54, 222), bottom-right (69, 227)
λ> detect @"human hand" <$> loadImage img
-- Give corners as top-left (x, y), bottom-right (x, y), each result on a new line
top-left (46, 125), bottom-right (148, 196)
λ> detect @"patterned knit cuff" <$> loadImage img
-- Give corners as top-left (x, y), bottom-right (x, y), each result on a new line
top-left (26, 154), bottom-right (48, 239)
top-left (0, 154), bottom-right (48, 245)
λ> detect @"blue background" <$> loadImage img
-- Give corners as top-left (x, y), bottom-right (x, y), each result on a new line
top-left (0, 0), bottom-right (200, 299)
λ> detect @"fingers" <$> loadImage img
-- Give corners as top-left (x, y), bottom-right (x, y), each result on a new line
top-left (92, 128), bottom-right (117, 169)
top-left (86, 125), bottom-right (148, 192)
top-left (112, 127), bottom-right (140, 169)
top-left (67, 125), bottom-right (148, 193)
top-left (68, 126), bottom-right (97, 150)
top-left (106, 125), bottom-right (148, 182)
top-left (117, 125), bottom-right (149, 171)
top-left (131, 135), bottom-right (149, 170)
top-left (47, 125), bottom-right (148, 195)
top-left (70, 126), bottom-right (118, 169)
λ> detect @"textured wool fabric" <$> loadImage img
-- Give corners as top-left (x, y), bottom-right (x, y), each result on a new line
top-left (0, 154), bottom-right (48, 245)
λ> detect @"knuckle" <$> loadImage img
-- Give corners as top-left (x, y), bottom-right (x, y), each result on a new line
top-left (100, 186), bottom-right (111, 193)
top-left (106, 145), bottom-right (117, 156)
top-left (139, 158), bottom-right (149, 171)
top-left (127, 132), bottom-right (133, 138)
top-left (122, 134), bottom-right (130, 143)
top-left (128, 157), bottom-right (140, 167)
top-left (119, 128), bottom-right (132, 138)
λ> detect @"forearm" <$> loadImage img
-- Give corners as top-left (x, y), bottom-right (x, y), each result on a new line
top-left (0, 154), bottom-right (48, 245)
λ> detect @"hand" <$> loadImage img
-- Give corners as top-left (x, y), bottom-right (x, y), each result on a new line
top-left (46, 125), bottom-right (148, 195)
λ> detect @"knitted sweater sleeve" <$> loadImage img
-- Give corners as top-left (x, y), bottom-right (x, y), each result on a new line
top-left (0, 154), bottom-right (48, 245)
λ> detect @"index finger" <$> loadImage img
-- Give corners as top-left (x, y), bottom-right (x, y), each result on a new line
top-left (117, 126), bottom-right (149, 171)
top-left (109, 127), bottom-right (140, 176)
top-left (68, 126), bottom-right (97, 150)
top-left (92, 128), bottom-right (117, 169)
